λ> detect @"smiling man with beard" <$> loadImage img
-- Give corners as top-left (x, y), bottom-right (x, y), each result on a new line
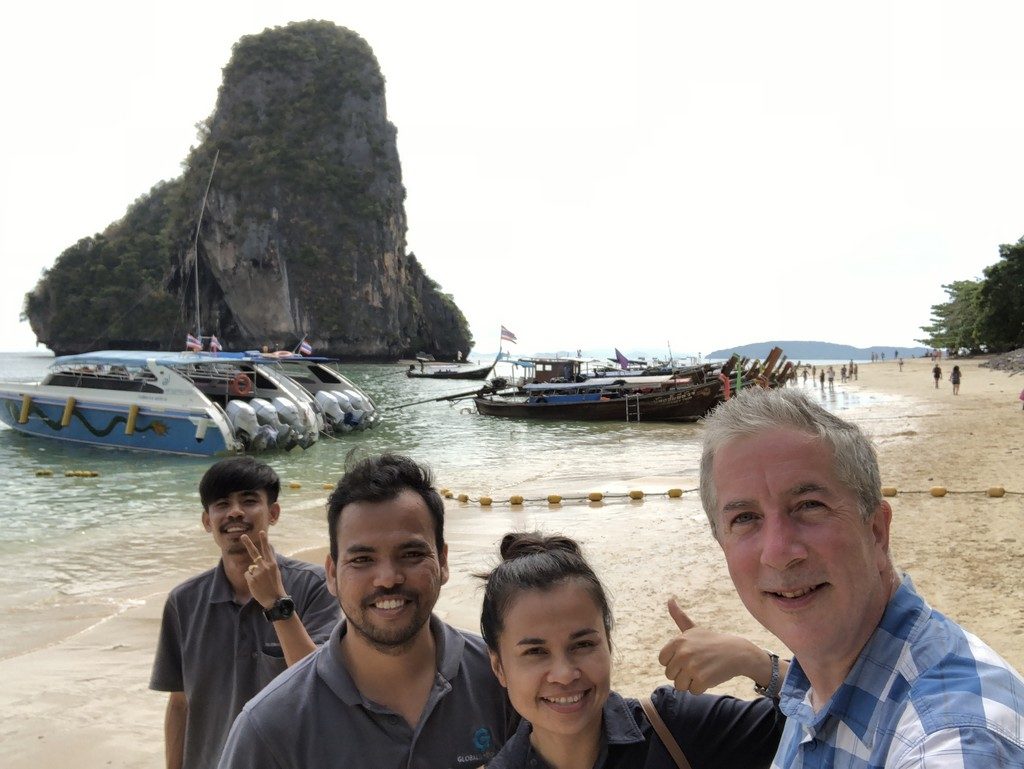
top-left (150, 457), bottom-right (340, 769)
top-left (217, 453), bottom-right (515, 769)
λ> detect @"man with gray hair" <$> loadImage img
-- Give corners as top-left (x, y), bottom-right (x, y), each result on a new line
top-left (695, 387), bottom-right (1024, 767)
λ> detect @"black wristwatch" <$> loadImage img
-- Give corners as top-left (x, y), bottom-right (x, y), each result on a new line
top-left (753, 651), bottom-right (782, 699)
top-left (263, 595), bottom-right (295, 622)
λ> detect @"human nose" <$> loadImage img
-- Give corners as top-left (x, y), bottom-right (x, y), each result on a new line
top-left (546, 652), bottom-right (581, 685)
top-left (372, 558), bottom-right (406, 589)
top-left (759, 512), bottom-right (807, 571)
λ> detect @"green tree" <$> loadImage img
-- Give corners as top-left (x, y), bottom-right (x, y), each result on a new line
top-left (917, 279), bottom-right (985, 353)
top-left (977, 237), bottom-right (1024, 352)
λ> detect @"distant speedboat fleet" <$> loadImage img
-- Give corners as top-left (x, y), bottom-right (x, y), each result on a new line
top-left (0, 350), bottom-right (378, 457)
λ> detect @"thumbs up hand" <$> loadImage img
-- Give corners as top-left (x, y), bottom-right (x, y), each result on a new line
top-left (658, 598), bottom-right (766, 694)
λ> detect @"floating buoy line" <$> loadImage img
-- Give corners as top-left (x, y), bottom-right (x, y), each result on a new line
top-left (27, 470), bottom-right (1022, 503)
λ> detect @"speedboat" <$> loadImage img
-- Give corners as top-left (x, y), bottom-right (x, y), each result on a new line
top-left (0, 350), bottom-right (358, 455)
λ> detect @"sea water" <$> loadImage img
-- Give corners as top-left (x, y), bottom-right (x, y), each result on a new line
top-left (0, 352), bottom-right (890, 658)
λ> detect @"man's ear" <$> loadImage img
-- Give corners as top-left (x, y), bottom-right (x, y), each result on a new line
top-left (872, 500), bottom-right (893, 558)
top-left (268, 501), bottom-right (281, 526)
top-left (489, 651), bottom-right (507, 688)
top-left (325, 554), bottom-right (338, 597)
top-left (439, 543), bottom-right (450, 586)
top-left (202, 509), bottom-right (212, 533)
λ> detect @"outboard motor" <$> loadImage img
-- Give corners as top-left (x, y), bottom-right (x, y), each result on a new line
top-left (314, 391), bottom-right (345, 434)
top-left (226, 400), bottom-right (278, 451)
top-left (251, 397), bottom-right (298, 451)
top-left (342, 389), bottom-right (367, 428)
top-left (330, 391), bottom-right (357, 432)
top-left (272, 396), bottom-right (316, 449)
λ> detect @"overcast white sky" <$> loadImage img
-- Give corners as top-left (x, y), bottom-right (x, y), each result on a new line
top-left (3, 1), bottom-right (1023, 357)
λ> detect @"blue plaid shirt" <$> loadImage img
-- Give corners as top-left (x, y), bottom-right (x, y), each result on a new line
top-left (772, 575), bottom-right (1024, 768)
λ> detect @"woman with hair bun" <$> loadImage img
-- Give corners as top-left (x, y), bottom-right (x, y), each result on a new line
top-left (480, 532), bottom-right (784, 769)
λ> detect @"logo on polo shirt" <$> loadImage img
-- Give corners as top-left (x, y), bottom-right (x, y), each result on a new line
top-left (472, 727), bottom-right (493, 751)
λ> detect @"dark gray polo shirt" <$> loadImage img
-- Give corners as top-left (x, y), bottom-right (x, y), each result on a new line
top-left (150, 554), bottom-right (340, 769)
top-left (217, 616), bottom-right (516, 769)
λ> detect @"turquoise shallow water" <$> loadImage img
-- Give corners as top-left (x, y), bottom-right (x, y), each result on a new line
top-left (0, 352), bottom-right (891, 656)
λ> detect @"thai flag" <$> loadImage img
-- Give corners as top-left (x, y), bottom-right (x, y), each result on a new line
top-left (186, 333), bottom-right (203, 352)
top-left (615, 348), bottom-right (630, 369)
top-left (500, 326), bottom-right (518, 344)
top-left (209, 335), bottom-right (223, 353)
top-left (298, 339), bottom-right (313, 356)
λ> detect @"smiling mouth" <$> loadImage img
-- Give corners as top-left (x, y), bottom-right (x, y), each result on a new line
top-left (767, 583), bottom-right (827, 600)
top-left (540, 688), bottom-right (592, 712)
top-left (221, 522), bottom-right (252, 535)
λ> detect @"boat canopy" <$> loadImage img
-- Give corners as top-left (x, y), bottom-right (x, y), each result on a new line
top-left (52, 350), bottom-right (338, 368)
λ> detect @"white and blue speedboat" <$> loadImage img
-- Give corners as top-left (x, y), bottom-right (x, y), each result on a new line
top-left (0, 351), bottom-right (246, 456)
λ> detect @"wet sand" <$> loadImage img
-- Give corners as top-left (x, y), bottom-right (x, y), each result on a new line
top-left (2, 356), bottom-right (1021, 768)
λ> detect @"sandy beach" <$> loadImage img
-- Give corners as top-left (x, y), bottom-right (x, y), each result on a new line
top-left (2, 356), bottom-right (1021, 768)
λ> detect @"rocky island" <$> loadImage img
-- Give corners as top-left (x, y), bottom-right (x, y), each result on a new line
top-left (24, 21), bottom-right (472, 359)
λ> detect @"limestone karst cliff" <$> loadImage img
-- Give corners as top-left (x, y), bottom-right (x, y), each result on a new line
top-left (24, 21), bottom-right (472, 359)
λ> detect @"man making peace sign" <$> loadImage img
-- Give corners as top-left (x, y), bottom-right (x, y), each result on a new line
top-left (150, 457), bottom-right (340, 769)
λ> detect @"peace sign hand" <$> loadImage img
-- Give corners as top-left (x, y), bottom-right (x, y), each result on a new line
top-left (241, 530), bottom-right (286, 609)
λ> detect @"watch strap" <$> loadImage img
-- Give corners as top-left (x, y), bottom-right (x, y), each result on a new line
top-left (753, 651), bottom-right (781, 699)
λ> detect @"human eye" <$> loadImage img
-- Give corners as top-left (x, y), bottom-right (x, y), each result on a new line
top-left (726, 510), bottom-right (759, 530)
top-left (573, 639), bottom-right (598, 651)
top-left (346, 555), bottom-right (373, 566)
top-left (521, 645), bottom-right (547, 656)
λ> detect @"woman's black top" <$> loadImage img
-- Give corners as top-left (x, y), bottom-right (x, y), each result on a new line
top-left (487, 686), bottom-right (783, 769)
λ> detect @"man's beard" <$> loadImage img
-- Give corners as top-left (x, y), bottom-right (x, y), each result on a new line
top-left (343, 592), bottom-right (435, 655)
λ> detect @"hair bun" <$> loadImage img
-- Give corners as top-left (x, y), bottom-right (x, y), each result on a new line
top-left (499, 532), bottom-right (582, 561)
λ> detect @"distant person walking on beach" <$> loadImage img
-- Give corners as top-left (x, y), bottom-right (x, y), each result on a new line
top-left (899, 357), bottom-right (904, 371)
top-left (950, 365), bottom-right (962, 395)
top-left (819, 370), bottom-right (825, 390)
top-left (933, 363), bottom-right (942, 389)
top-left (802, 368), bottom-right (808, 387)
top-left (150, 458), bottom-right (340, 769)
top-left (840, 365), bottom-right (848, 383)
top-left (827, 366), bottom-right (835, 392)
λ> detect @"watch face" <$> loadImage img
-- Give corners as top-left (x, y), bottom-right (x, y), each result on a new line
top-left (278, 597), bottom-right (295, 617)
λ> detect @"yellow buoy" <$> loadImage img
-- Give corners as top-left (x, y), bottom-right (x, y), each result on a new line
top-left (479, 496), bottom-right (493, 506)
top-left (19, 394), bottom-right (31, 424)
top-left (929, 486), bottom-right (947, 497)
top-left (443, 490), bottom-right (454, 499)
top-left (457, 493), bottom-right (469, 503)
top-left (509, 494), bottom-right (524, 505)
top-left (588, 492), bottom-right (603, 502)
top-left (323, 483), bottom-right (334, 490)
top-left (35, 469), bottom-right (53, 477)
top-left (547, 494), bottom-right (562, 504)
top-left (61, 397), bottom-right (76, 427)
top-left (125, 404), bottom-right (140, 435)
top-left (287, 482), bottom-right (301, 489)
top-left (987, 486), bottom-right (1006, 498)
top-left (440, 487), bottom-right (450, 496)
top-left (881, 486), bottom-right (898, 497)
top-left (667, 488), bottom-right (683, 498)
top-left (628, 490), bottom-right (644, 500)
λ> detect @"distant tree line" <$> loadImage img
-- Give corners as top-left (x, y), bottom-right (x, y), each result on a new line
top-left (917, 237), bottom-right (1024, 354)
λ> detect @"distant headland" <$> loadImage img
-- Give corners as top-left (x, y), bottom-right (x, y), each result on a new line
top-left (707, 340), bottom-right (930, 361)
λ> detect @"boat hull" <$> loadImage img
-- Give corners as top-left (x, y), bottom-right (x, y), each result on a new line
top-left (0, 390), bottom-right (233, 456)
top-left (473, 384), bottom-right (722, 422)
top-left (407, 365), bottom-right (494, 381)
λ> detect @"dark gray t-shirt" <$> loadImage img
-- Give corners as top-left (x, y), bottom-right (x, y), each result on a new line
top-left (150, 554), bottom-right (339, 769)
top-left (217, 616), bottom-right (515, 769)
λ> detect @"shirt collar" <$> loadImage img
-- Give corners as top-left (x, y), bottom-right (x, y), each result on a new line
top-left (208, 560), bottom-right (236, 604)
top-left (494, 691), bottom-right (644, 768)
top-left (780, 574), bottom-right (927, 746)
top-left (318, 614), bottom-right (459, 707)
